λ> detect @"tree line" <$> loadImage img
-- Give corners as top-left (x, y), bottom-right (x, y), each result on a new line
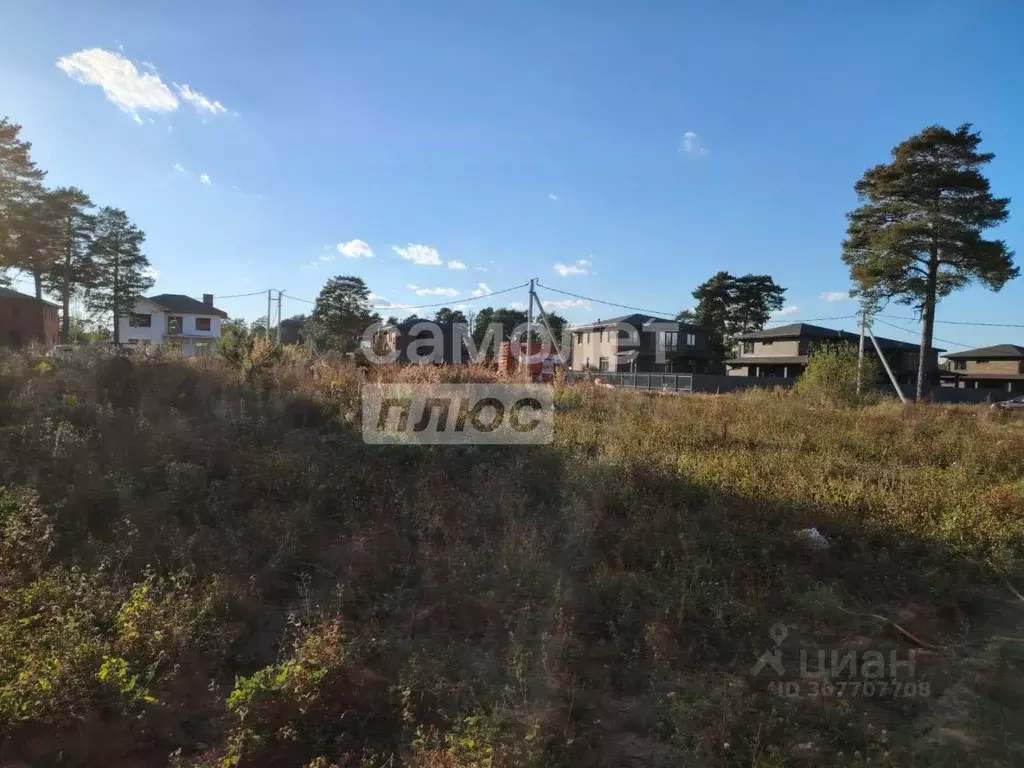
top-left (0, 117), bottom-right (154, 343)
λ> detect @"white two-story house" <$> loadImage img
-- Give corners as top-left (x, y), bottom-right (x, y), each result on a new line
top-left (119, 293), bottom-right (228, 356)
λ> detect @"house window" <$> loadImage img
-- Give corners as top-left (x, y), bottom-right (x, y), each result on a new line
top-left (167, 315), bottom-right (183, 335)
top-left (129, 313), bottom-right (152, 328)
top-left (742, 341), bottom-right (754, 354)
top-left (196, 317), bottom-right (212, 332)
top-left (686, 333), bottom-right (696, 347)
top-left (976, 360), bottom-right (988, 365)
top-left (598, 357), bottom-right (609, 372)
top-left (953, 360), bottom-right (967, 371)
top-left (662, 331), bottom-right (678, 349)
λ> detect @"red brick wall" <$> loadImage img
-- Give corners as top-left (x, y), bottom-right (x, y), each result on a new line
top-left (0, 296), bottom-right (59, 347)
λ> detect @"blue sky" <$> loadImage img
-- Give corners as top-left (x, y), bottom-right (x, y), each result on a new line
top-left (2, 0), bottom-right (1023, 351)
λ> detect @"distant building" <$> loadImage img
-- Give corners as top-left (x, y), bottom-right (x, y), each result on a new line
top-left (118, 293), bottom-right (228, 356)
top-left (372, 319), bottom-right (467, 364)
top-left (0, 287), bottom-right (59, 347)
top-left (727, 322), bottom-right (942, 391)
top-left (940, 344), bottom-right (1024, 393)
top-left (568, 314), bottom-right (716, 373)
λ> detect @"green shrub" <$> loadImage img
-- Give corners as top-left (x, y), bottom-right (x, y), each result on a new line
top-left (793, 343), bottom-right (880, 405)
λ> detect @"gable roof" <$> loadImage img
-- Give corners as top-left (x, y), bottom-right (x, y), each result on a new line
top-left (0, 286), bottom-right (59, 307)
top-left (146, 294), bottom-right (228, 318)
top-left (944, 344), bottom-right (1024, 360)
top-left (572, 313), bottom-right (703, 332)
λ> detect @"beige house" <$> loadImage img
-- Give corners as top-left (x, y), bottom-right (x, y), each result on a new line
top-left (940, 344), bottom-right (1024, 392)
top-left (568, 314), bottom-right (715, 373)
top-left (727, 322), bottom-right (941, 390)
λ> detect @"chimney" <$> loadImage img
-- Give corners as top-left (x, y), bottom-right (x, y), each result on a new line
top-left (203, 293), bottom-right (214, 307)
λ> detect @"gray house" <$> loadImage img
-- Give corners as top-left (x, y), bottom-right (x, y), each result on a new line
top-left (569, 314), bottom-right (716, 373)
top-left (940, 344), bottom-right (1024, 392)
top-left (727, 322), bottom-right (941, 390)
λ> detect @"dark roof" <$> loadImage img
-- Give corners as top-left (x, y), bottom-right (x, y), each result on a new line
top-left (736, 322), bottom-right (942, 352)
top-left (146, 294), bottom-right (228, 318)
top-left (736, 323), bottom-right (858, 342)
top-left (943, 344), bottom-right (1024, 360)
top-left (0, 286), bottom-right (59, 307)
top-left (572, 313), bottom-right (703, 332)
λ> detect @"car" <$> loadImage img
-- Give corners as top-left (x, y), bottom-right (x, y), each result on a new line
top-left (992, 395), bottom-right (1024, 410)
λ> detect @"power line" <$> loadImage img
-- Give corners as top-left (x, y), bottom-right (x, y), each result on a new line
top-left (281, 293), bottom-right (315, 304)
top-left (766, 314), bottom-right (857, 324)
top-left (873, 318), bottom-right (973, 349)
top-left (880, 314), bottom-right (1024, 329)
top-left (215, 290), bottom-right (271, 299)
top-left (279, 282), bottom-right (531, 311)
top-left (535, 283), bottom-right (677, 316)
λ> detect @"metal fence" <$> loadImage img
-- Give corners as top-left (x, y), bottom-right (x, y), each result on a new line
top-left (565, 371), bottom-right (694, 392)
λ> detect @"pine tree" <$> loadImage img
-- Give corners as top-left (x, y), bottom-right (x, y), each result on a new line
top-left (8, 198), bottom-right (58, 299)
top-left (86, 207), bottom-right (153, 344)
top-left (311, 275), bottom-right (378, 350)
top-left (843, 124), bottom-right (1017, 400)
top-left (0, 118), bottom-right (46, 287)
top-left (41, 187), bottom-right (96, 340)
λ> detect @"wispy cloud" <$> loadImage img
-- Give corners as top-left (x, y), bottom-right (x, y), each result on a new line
top-left (56, 48), bottom-right (229, 124)
top-left (172, 162), bottom-right (185, 172)
top-left (337, 239), bottom-right (374, 259)
top-left (680, 131), bottom-right (709, 156)
top-left (447, 260), bottom-right (467, 270)
top-left (393, 244), bottom-right (442, 266)
top-left (544, 298), bottom-right (590, 311)
top-left (57, 48), bottom-right (178, 123)
top-left (772, 305), bottom-right (800, 318)
top-left (368, 293), bottom-right (387, 303)
top-left (471, 283), bottom-right (492, 297)
top-left (820, 291), bottom-right (851, 302)
top-left (174, 83), bottom-right (227, 116)
top-left (476, 266), bottom-right (489, 273)
top-left (200, 173), bottom-right (212, 185)
top-left (548, 193), bottom-right (559, 201)
top-left (407, 285), bottom-right (458, 297)
top-left (554, 259), bottom-right (591, 277)
top-left (141, 266), bottom-right (160, 281)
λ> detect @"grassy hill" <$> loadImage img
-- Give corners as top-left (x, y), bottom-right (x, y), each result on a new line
top-left (0, 346), bottom-right (1022, 767)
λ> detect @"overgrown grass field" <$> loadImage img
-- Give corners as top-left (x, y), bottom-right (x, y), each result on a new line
top-left (0, 346), bottom-right (1022, 767)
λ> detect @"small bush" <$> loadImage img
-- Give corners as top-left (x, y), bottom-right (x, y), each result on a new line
top-left (793, 343), bottom-right (880, 406)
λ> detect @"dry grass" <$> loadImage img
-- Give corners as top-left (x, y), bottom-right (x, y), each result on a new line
top-left (0, 346), bottom-right (1021, 767)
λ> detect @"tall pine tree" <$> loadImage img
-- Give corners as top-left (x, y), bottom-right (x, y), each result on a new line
top-left (41, 187), bottom-right (96, 341)
top-left (843, 124), bottom-right (1016, 400)
top-left (87, 207), bottom-right (153, 344)
top-left (0, 118), bottom-right (46, 287)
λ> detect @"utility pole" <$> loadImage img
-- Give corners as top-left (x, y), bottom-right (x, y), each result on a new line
top-left (276, 290), bottom-right (283, 345)
top-left (266, 289), bottom-right (273, 340)
top-left (524, 278), bottom-right (534, 379)
top-left (866, 325), bottom-right (907, 404)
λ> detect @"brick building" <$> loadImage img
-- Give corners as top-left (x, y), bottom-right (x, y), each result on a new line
top-left (0, 287), bottom-right (60, 347)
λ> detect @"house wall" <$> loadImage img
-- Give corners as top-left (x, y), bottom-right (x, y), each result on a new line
top-left (571, 330), bottom-right (620, 371)
top-left (0, 296), bottom-right (58, 346)
top-left (738, 339), bottom-right (801, 357)
top-left (954, 359), bottom-right (1023, 375)
top-left (118, 300), bottom-right (222, 345)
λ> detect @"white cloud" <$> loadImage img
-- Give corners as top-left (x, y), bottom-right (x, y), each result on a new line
top-left (174, 83), bottom-right (227, 116)
top-left (554, 259), bottom-right (591, 276)
top-left (393, 244), bottom-right (442, 266)
top-left (509, 301), bottom-right (526, 309)
top-left (407, 285), bottom-right (458, 297)
top-left (544, 299), bottom-right (590, 311)
top-left (200, 173), bottom-right (212, 185)
top-left (549, 193), bottom-right (559, 201)
top-left (319, 254), bottom-right (335, 262)
top-left (471, 283), bottom-right (492, 297)
top-left (375, 303), bottom-right (416, 311)
top-left (368, 293), bottom-right (387, 303)
top-left (476, 266), bottom-right (489, 272)
top-left (172, 162), bottom-right (185, 172)
top-left (336, 239), bottom-right (374, 259)
top-left (820, 291), bottom-right (851, 302)
top-left (772, 305), bottom-right (800, 318)
top-left (447, 260), bottom-right (467, 270)
top-left (57, 48), bottom-right (178, 122)
top-left (681, 131), bottom-right (709, 156)
top-left (141, 266), bottom-right (160, 281)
